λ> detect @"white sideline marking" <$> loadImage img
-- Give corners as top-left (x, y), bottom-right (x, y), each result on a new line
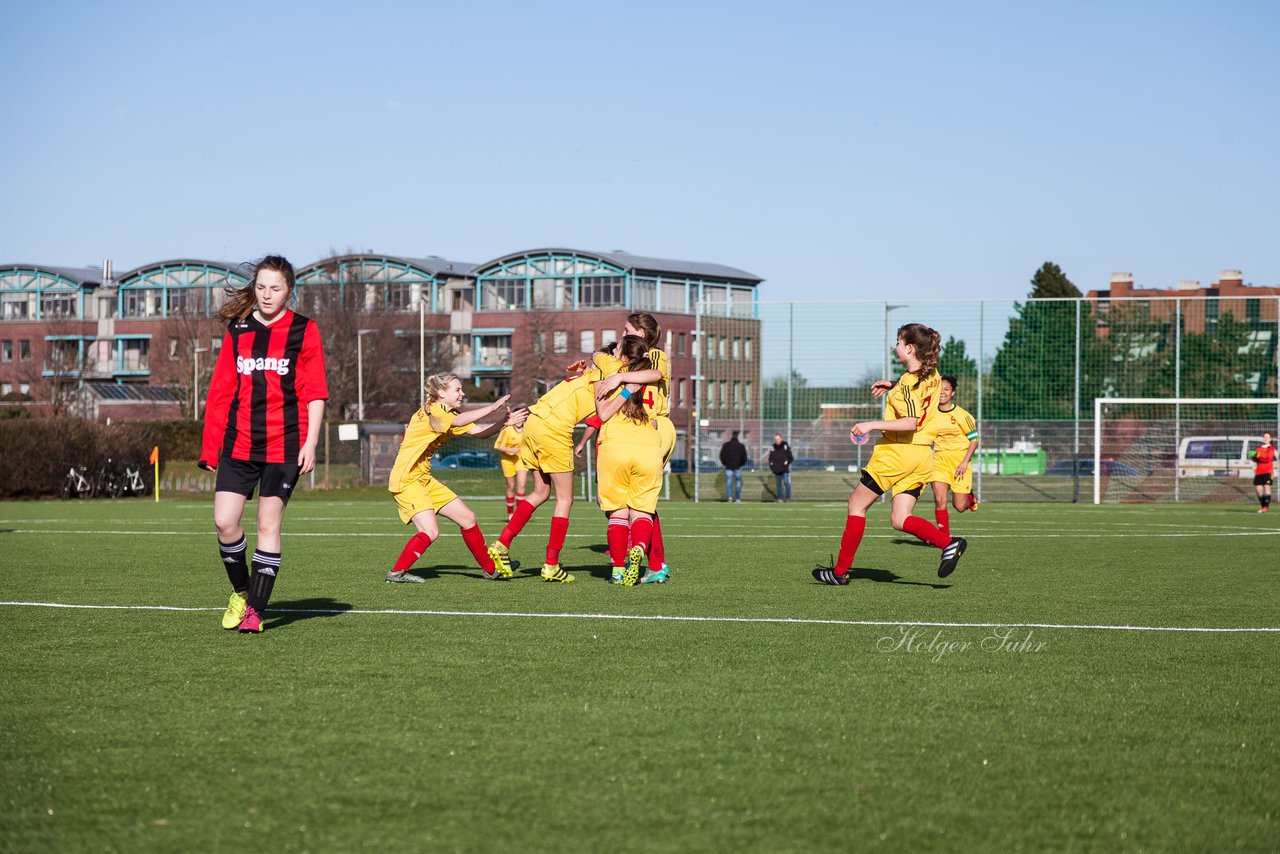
top-left (2, 601), bottom-right (1277, 634)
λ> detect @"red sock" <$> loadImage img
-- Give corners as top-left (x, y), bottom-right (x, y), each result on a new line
top-left (546, 515), bottom-right (570, 565)
top-left (935, 509), bottom-right (949, 540)
top-left (500, 499), bottom-right (537, 547)
top-left (630, 517), bottom-right (654, 554)
top-left (834, 515), bottom-right (866, 574)
top-left (506, 496), bottom-right (515, 518)
top-left (460, 525), bottom-right (494, 572)
top-left (902, 515), bottom-right (951, 549)
top-left (393, 532), bottom-right (433, 571)
top-left (607, 517), bottom-right (630, 566)
top-left (649, 514), bottom-right (665, 568)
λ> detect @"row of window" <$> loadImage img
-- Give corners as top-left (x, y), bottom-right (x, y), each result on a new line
top-left (1, 339), bottom-right (32, 361)
top-left (701, 380), bottom-right (756, 412)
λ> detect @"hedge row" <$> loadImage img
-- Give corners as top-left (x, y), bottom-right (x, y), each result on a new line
top-left (0, 419), bottom-right (204, 498)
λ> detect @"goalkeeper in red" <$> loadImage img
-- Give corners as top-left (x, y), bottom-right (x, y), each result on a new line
top-left (1251, 432), bottom-right (1274, 513)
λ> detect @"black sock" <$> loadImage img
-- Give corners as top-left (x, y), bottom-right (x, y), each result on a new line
top-left (1264, 495), bottom-right (1272, 508)
top-left (248, 550), bottom-right (281, 613)
top-left (219, 536), bottom-right (249, 592)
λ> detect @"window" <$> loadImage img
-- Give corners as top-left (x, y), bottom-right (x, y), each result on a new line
top-left (118, 339), bottom-right (149, 372)
top-left (2, 296), bottom-right (30, 319)
top-left (677, 378), bottom-right (686, 407)
top-left (169, 338), bottom-right (180, 360)
top-left (19, 383), bottom-right (29, 394)
top-left (732, 338), bottom-right (741, 360)
top-left (41, 292), bottom-right (77, 318)
top-left (678, 333), bottom-right (687, 357)
top-left (532, 278), bottom-right (572, 309)
top-left (1, 340), bottom-right (10, 362)
top-left (718, 337), bottom-right (727, 359)
top-left (745, 381), bottom-right (753, 411)
top-left (475, 335), bottom-right (512, 368)
top-left (387, 282), bottom-right (414, 312)
top-left (481, 279), bottom-right (526, 310)
top-left (166, 288), bottom-right (206, 316)
top-left (19, 340), bottom-right (30, 361)
top-left (532, 331), bottom-right (546, 354)
top-left (661, 280), bottom-right (686, 313)
top-left (553, 331), bottom-right (568, 355)
top-left (119, 288), bottom-right (163, 318)
top-left (577, 276), bottom-right (625, 308)
top-left (1, 383), bottom-right (10, 395)
top-left (580, 330), bottom-right (595, 353)
top-left (211, 338), bottom-right (222, 357)
top-left (744, 339), bottom-right (753, 361)
top-left (601, 329), bottom-right (617, 349)
top-left (632, 277), bottom-right (657, 311)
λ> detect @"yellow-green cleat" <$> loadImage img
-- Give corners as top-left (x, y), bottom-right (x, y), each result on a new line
top-left (222, 591), bottom-right (248, 630)
top-left (540, 563), bottom-right (574, 583)
top-left (487, 542), bottom-right (513, 579)
top-left (621, 546), bottom-right (644, 587)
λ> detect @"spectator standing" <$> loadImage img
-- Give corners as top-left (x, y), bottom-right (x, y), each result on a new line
top-left (769, 434), bottom-right (794, 502)
top-left (720, 430), bottom-right (748, 502)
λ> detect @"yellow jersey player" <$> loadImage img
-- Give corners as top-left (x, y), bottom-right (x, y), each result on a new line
top-left (488, 366), bottom-right (605, 583)
top-left (493, 421), bottom-right (527, 519)
top-left (385, 374), bottom-right (526, 584)
top-left (812, 323), bottom-right (968, 586)
top-left (592, 335), bottom-right (665, 586)
top-left (929, 375), bottom-right (980, 538)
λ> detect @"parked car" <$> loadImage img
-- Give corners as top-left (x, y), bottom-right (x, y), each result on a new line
top-left (1044, 458), bottom-right (1143, 477)
top-left (434, 450), bottom-right (500, 470)
top-left (790, 457), bottom-right (828, 471)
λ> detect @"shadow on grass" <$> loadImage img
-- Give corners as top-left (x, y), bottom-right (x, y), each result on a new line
top-left (846, 567), bottom-right (951, 590)
top-left (265, 597), bottom-right (354, 628)
top-left (890, 538), bottom-right (939, 548)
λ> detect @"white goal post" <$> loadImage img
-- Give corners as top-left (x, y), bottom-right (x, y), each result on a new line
top-left (1092, 398), bottom-right (1280, 504)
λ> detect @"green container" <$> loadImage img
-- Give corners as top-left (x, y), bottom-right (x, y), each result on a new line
top-left (975, 448), bottom-right (1046, 476)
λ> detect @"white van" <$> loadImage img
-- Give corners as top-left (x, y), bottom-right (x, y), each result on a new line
top-left (1176, 436), bottom-right (1266, 478)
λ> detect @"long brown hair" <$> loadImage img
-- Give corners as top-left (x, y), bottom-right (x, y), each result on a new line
top-left (897, 322), bottom-right (940, 380)
top-left (601, 312), bottom-right (661, 356)
top-left (219, 255), bottom-right (296, 323)
top-left (615, 335), bottom-right (651, 423)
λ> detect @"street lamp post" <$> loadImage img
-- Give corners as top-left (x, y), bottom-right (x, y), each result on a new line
top-left (356, 329), bottom-right (376, 421)
top-left (193, 345), bottom-right (209, 422)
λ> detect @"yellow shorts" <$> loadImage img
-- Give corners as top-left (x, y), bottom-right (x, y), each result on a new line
top-left (863, 442), bottom-right (934, 496)
top-left (391, 475), bottom-right (459, 524)
top-left (596, 417), bottom-right (664, 514)
top-left (519, 414), bottom-right (575, 474)
top-left (656, 416), bottom-right (676, 465)
top-left (500, 455), bottom-right (526, 479)
top-left (931, 447), bottom-right (974, 493)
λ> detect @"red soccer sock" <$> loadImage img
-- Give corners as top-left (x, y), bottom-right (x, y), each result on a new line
top-left (834, 515), bottom-right (866, 574)
top-left (506, 496), bottom-right (515, 518)
top-left (935, 508), bottom-right (949, 540)
top-left (630, 517), bottom-right (654, 554)
top-left (393, 532), bottom-right (434, 571)
top-left (902, 515), bottom-right (951, 549)
top-left (460, 525), bottom-right (495, 572)
top-left (649, 514), bottom-right (665, 568)
top-left (546, 515), bottom-right (570, 565)
top-left (607, 517), bottom-right (630, 566)
top-left (500, 499), bottom-right (537, 547)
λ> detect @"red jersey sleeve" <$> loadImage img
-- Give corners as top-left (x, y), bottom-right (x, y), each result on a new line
top-left (296, 321), bottom-right (329, 403)
top-left (199, 331), bottom-right (238, 468)
top-left (584, 414), bottom-right (604, 431)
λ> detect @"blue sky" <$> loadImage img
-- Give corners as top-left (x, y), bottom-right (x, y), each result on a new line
top-left (2, 0), bottom-right (1277, 301)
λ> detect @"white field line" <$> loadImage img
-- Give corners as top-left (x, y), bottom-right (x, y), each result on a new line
top-left (4, 528), bottom-right (1279, 540)
top-left (2, 600), bottom-right (1278, 634)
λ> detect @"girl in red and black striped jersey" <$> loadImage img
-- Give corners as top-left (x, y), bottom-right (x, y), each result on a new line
top-left (199, 255), bottom-right (328, 633)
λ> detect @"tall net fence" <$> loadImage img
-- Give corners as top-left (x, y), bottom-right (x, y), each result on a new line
top-left (691, 296), bottom-right (1280, 503)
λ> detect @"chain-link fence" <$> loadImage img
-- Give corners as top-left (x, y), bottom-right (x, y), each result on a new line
top-left (690, 296), bottom-right (1280, 503)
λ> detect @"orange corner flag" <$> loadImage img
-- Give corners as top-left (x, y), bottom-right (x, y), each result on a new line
top-left (149, 446), bottom-right (159, 464)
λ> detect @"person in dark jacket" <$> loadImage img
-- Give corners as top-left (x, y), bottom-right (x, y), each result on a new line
top-left (768, 434), bottom-right (795, 502)
top-left (719, 431), bottom-right (748, 502)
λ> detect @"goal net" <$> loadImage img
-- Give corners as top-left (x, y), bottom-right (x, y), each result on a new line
top-left (1092, 398), bottom-right (1280, 504)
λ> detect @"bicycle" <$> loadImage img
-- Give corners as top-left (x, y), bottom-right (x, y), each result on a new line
top-left (121, 462), bottom-right (149, 496)
top-left (94, 458), bottom-right (124, 498)
top-left (61, 465), bottom-right (93, 500)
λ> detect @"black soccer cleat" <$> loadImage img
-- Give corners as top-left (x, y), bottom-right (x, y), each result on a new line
top-left (938, 537), bottom-right (968, 578)
top-left (812, 566), bottom-right (849, 586)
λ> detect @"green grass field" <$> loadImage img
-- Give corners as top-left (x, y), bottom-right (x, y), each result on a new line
top-left (2, 493), bottom-right (1277, 851)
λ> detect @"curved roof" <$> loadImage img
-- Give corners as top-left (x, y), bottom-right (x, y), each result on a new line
top-left (474, 248), bottom-right (761, 284)
top-left (115, 259), bottom-right (250, 285)
top-left (0, 264), bottom-right (104, 287)
top-left (297, 253), bottom-right (477, 280)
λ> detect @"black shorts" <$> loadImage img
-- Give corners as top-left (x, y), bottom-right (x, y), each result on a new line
top-left (859, 469), bottom-right (923, 499)
top-left (1255, 473), bottom-right (1273, 487)
top-left (215, 457), bottom-right (301, 502)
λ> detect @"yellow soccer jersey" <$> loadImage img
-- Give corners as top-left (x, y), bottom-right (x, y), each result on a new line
top-left (879, 370), bottom-right (944, 446)
top-left (528, 368), bottom-right (603, 433)
top-left (493, 425), bottom-right (523, 459)
top-left (387, 402), bottom-right (475, 491)
top-left (932, 404), bottom-right (978, 452)
top-left (593, 348), bottom-right (670, 417)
